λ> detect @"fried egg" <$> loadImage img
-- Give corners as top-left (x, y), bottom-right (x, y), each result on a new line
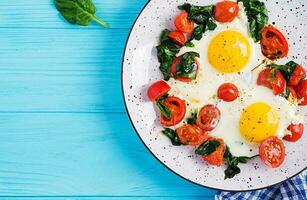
top-left (167, 3), bottom-right (304, 157)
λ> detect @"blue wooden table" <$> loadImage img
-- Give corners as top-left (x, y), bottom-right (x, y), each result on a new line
top-left (0, 0), bottom-right (216, 199)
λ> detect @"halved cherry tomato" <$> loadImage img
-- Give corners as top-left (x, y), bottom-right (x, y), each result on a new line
top-left (283, 123), bottom-right (304, 142)
top-left (170, 56), bottom-right (200, 82)
top-left (196, 105), bottom-right (221, 131)
top-left (288, 86), bottom-right (297, 99)
top-left (295, 80), bottom-right (307, 106)
top-left (147, 80), bottom-right (171, 101)
top-left (160, 96), bottom-right (186, 126)
top-left (174, 11), bottom-right (194, 34)
top-left (176, 124), bottom-right (208, 146)
top-left (168, 31), bottom-right (186, 46)
top-left (213, 1), bottom-right (239, 23)
top-left (259, 136), bottom-right (285, 168)
top-left (202, 137), bottom-right (226, 167)
top-left (257, 68), bottom-right (286, 95)
top-left (217, 83), bottom-right (239, 102)
top-left (289, 65), bottom-right (306, 87)
top-left (261, 25), bottom-right (289, 60)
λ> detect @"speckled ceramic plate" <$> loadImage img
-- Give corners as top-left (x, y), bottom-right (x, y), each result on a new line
top-left (122, 0), bottom-right (307, 191)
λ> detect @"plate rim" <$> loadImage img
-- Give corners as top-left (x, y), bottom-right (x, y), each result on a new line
top-left (120, 0), bottom-right (307, 192)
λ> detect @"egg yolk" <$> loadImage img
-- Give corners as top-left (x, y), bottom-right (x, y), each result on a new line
top-left (208, 30), bottom-right (251, 73)
top-left (239, 102), bottom-right (280, 143)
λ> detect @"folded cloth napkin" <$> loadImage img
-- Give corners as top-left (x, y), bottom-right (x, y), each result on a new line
top-left (215, 170), bottom-right (307, 200)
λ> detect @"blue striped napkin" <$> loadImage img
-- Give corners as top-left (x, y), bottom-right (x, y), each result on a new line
top-left (215, 170), bottom-right (307, 200)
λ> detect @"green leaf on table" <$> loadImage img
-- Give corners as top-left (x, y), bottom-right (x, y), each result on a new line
top-left (54, 0), bottom-right (109, 28)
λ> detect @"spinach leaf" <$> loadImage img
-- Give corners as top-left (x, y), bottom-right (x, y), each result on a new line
top-left (54, 0), bottom-right (109, 27)
top-left (178, 3), bottom-right (214, 22)
top-left (178, 3), bottom-right (216, 41)
top-left (185, 41), bottom-right (195, 47)
top-left (224, 165), bottom-right (241, 179)
top-left (162, 128), bottom-right (183, 146)
top-left (192, 25), bottom-right (205, 40)
top-left (187, 110), bottom-right (198, 125)
top-left (238, 0), bottom-right (268, 42)
top-left (224, 146), bottom-right (250, 179)
top-left (206, 17), bottom-right (217, 31)
top-left (267, 61), bottom-right (298, 81)
top-left (195, 140), bottom-right (221, 156)
top-left (174, 52), bottom-right (200, 80)
top-left (156, 94), bottom-right (171, 120)
top-left (157, 29), bottom-right (180, 80)
top-left (156, 100), bottom-right (171, 120)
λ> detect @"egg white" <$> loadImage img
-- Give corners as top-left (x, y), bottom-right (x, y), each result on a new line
top-left (167, 3), bottom-right (304, 157)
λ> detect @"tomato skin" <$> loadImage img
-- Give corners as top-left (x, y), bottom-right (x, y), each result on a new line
top-left (283, 123), bottom-right (304, 142)
top-left (272, 70), bottom-right (286, 95)
top-left (202, 138), bottom-right (226, 167)
top-left (288, 86), bottom-right (297, 99)
top-left (147, 81), bottom-right (171, 101)
top-left (170, 56), bottom-right (200, 82)
top-left (196, 105), bottom-right (221, 132)
top-left (261, 25), bottom-right (289, 60)
top-left (289, 65), bottom-right (306, 87)
top-left (214, 1), bottom-right (239, 23)
top-left (168, 31), bottom-right (186, 46)
top-left (295, 80), bottom-right (307, 106)
top-left (176, 124), bottom-right (208, 146)
top-left (160, 96), bottom-right (186, 126)
top-left (259, 136), bottom-right (285, 168)
top-left (174, 11), bottom-right (194, 34)
top-left (217, 83), bottom-right (239, 102)
top-left (257, 68), bottom-right (286, 95)
top-left (257, 68), bottom-right (272, 89)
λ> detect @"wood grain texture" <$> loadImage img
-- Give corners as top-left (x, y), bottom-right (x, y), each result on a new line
top-left (0, 0), bottom-right (216, 198)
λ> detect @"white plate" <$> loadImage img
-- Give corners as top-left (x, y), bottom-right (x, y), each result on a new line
top-left (122, 0), bottom-right (307, 191)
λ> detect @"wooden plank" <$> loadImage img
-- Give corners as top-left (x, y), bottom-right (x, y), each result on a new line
top-left (0, 113), bottom-right (216, 196)
top-left (0, 197), bottom-right (214, 200)
top-left (0, 29), bottom-right (128, 72)
top-left (3, 196), bottom-right (215, 199)
top-left (0, 29), bottom-right (128, 112)
top-left (0, 0), bottom-right (216, 197)
top-left (0, 0), bottom-right (147, 29)
top-left (0, 72), bottom-right (125, 113)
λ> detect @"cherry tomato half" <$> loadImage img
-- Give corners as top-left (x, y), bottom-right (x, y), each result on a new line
top-left (261, 25), bottom-right (289, 60)
top-left (176, 124), bottom-right (208, 146)
top-left (217, 83), bottom-right (239, 102)
top-left (168, 31), bottom-right (186, 46)
top-left (147, 80), bottom-right (171, 101)
top-left (257, 68), bottom-right (286, 95)
top-left (160, 96), bottom-right (186, 126)
top-left (170, 56), bottom-right (200, 82)
top-left (196, 105), bottom-right (221, 132)
top-left (174, 11), bottom-right (194, 34)
top-left (283, 123), bottom-right (304, 142)
top-left (202, 137), bottom-right (226, 167)
top-left (289, 65), bottom-right (306, 87)
top-left (259, 136), bottom-right (285, 168)
top-left (214, 1), bottom-right (239, 23)
top-left (295, 80), bottom-right (307, 106)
